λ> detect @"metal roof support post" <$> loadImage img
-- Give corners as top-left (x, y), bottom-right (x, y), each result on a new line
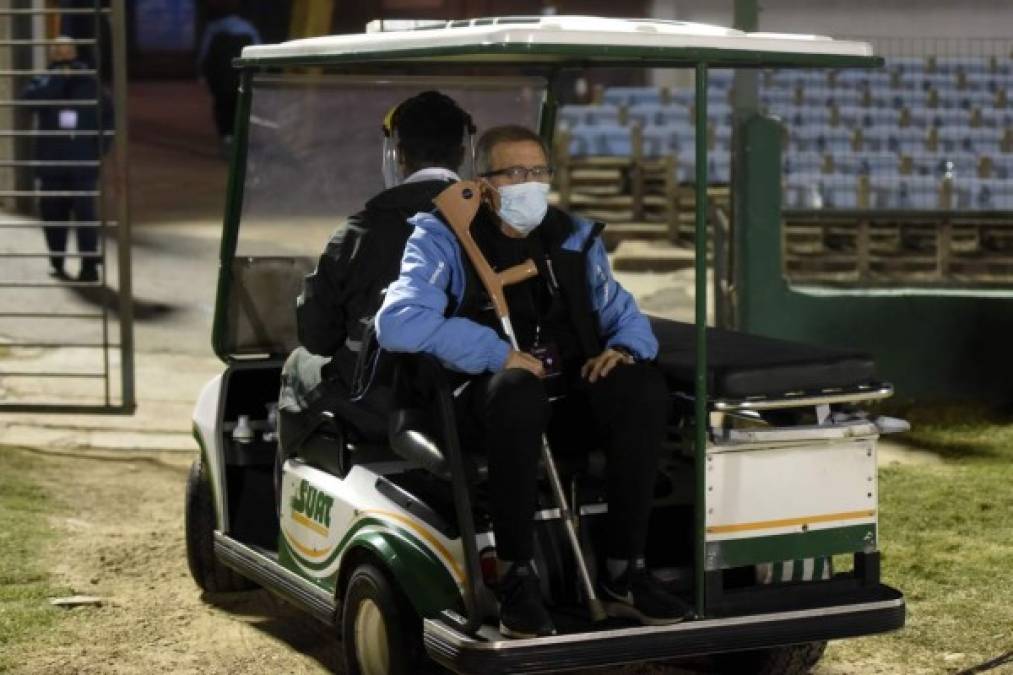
top-left (728, 0), bottom-right (760, 330)
top-left (693, 62), bottom-right (709, 618)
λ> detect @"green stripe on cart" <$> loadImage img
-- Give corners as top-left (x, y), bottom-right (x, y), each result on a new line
top-left (706, 524), bottom-right (876, 571)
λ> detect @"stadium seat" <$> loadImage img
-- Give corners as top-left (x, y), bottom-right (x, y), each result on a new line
top-left (817, 128), bottom-right (853, 153)
top-left (933, 56), bottom-right (988, 74)
top-left (592, 123), bottom-right (634, 156)
top-left (783, 175), bottom-right (827, 208)
top-left (930, 108), bottom-right (971, 128)
top-left (859, 126), bottom-right (892, 152)
top-left (976, 109), bottom-right (1013, 128)
top-left (968, 177), bottom-right (1013, 209)
top-left (566, 124), bottom-right (597, 157)
top-left (890, 128), bottom-right (928, 154)
top-left (820, 175), bottom-right (859, 208)
top-left (783, 151), bottom-right (824, 176)
top-left (859, 151), bottom-right (901, 176)
top-left (602, 86), bottom-right (662, 107)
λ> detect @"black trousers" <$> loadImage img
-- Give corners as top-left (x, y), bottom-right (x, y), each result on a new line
top-left (456, 362), bottom-right (669, 562)
top-left (39, 172), bottom-right (99, 272)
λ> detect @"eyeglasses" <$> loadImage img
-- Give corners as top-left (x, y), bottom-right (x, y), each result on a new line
top-left (480, 165), bottom-right (555, 183)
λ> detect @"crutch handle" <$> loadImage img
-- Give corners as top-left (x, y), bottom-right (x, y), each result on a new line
top-left (433, 180), bottom-right (536, 321)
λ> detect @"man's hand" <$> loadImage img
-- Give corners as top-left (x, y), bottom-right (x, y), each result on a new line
top-left (581, 348), bottom-right (634, 383)
top-left (504, 349), bottom-right (545, 378)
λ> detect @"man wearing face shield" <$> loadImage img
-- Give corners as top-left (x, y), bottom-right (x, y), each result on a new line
top-left (376, 125), bottom-right (690, 638)
top-left (293, 90), bottom-right (475, 407)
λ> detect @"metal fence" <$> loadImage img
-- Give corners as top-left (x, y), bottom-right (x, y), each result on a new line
top-left (0, 0), bottom-right (134, 413)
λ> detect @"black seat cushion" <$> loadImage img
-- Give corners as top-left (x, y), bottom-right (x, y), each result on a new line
top-left (649, 317), bottom-right (877, 399)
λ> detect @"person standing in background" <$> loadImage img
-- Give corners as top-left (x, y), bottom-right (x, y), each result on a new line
top-left (20, 37), bottom-right (112, 282)
top-left (197, 0), bottom-right (261, 156)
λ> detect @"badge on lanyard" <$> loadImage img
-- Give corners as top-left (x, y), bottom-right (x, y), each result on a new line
top-left (58, 109), bottom-right (79, 130)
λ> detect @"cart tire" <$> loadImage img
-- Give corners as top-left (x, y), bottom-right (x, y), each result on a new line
top-left (341, 562), bottom-right (425, 675)
top-left (713, 641), bottom-right (827, 675)
top-left (184, 458), bottom-right (256, 593)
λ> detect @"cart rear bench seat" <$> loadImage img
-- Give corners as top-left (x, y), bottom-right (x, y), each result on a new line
top-left (649, 317), bottom-right (879, 400)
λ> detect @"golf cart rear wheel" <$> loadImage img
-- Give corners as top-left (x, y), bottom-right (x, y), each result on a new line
top-left (184, 458), bottom-right (256, 593)
top-left (713, 641), bottom-right (828, 675)
top-left (341, 562), bottom-right (424, 675)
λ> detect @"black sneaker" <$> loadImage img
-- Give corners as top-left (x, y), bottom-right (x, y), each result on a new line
top-left (497, 563), bottom-right (556, 639)
top-left (48, 266), bottom-right (69, 281)
top-left (598, 559), bottom-right (694, 625)
top-left (77, 265), bottom-right (99, 283)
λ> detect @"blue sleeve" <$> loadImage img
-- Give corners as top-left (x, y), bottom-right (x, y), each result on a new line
top-left (376, 225), bottom-right (511, 374)
top-left (586, 238), bottom-right (658, 360)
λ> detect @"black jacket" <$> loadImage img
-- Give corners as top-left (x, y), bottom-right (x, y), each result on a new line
top-left (454, 205), bottom-right (606, 363)
top-left (20, 59), bottom-right (113, 180)
top-left (297, 179), bottom-right (452, 387)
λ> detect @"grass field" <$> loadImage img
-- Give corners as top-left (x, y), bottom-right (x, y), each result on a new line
top-left (823, 405), bottom-right (1013, 674)
top-left (0, 448), bottom-right (71, 672)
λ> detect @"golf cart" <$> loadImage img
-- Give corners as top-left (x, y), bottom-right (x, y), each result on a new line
top-left (185, 16), bottom-right (906, 674)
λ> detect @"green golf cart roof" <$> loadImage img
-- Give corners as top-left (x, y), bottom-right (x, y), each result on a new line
top-left (236, 15), bottom-right (880, 70)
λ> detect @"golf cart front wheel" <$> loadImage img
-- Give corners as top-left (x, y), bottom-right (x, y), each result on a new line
top-left (184, 459), bottom-right (256, 593)
top-left (713, 641), bottom-right (828, 675)
top-left (341, 562), bottom-right (424, 675)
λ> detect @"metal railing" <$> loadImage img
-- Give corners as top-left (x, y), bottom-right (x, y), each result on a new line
top-left (0, 0), bottom-right (134, 414)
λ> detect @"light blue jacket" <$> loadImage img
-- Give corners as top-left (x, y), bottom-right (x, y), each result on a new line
top-left (375, 211), bottom-right (658, 374)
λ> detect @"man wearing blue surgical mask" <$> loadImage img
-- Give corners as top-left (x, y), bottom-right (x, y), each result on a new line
top-left (376, 125), bottom-right (690, 639)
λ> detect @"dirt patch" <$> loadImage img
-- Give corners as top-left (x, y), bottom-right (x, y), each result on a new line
top-left (4, 447), bottom-right (339, 674)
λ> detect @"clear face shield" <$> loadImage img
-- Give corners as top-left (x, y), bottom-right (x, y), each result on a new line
top-left (381, 107), bottom-right (478, 189)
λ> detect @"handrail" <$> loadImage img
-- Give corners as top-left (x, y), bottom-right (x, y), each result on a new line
top-left (389, 354), bottom-right (484, 635)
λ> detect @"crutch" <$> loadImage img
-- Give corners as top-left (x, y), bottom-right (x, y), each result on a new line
top-left (434, 180), bottom-right (607, 622)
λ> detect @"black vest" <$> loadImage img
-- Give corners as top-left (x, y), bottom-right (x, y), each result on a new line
top-left (443, 205), bottom-right (606, 361)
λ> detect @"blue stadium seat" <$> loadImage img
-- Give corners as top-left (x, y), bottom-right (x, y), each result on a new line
top-left (978, 108), bottom-right (1013, 128)
top-left (962, 72), bottom-right (1012, 93)
top-left (831, 155), bottom-right (860, 175)
top-left (890, 128), bottom-right (927, 153)
top-left (835, 105), bottom-right (865, 128)
top-left (587, 105), bottom-right (623, 125)
top-left (669, 89), bottom-right (695, 106)
top-left (820, 176), bottom-right (859, 208)
top-left (789, 125), bottom-right (821, 152)
top-left (890, 90), bottom-right (931, 110)
top-left (558, 105), bottom-right (593, 127)
top-left (989, 155), bottom-right (1013, 179)
top-left (783, 175), bottom-right (827, 208)
top-left (817, 128), bottom-right (853, 153)
top-left (709, 154), bottom-right (731, 183)
top-left (864, 107), bottom-right (903, 127)
top-left (941, 89), bottom-right (999, 110)
top-left (593, 123), bottom-right (634, 156)
top-left (887, 56), bottom-right (927, 73)
top-left (966, 127), bottom-right (1005, 153)
top-left (640, 125), bottom-right (674, 158)
top-left (760, 89), bottom-right (797, 108)
top-left (899, 178), bottom-right (940, 209)
top-left (649, 122), bottom-right (695, 154)
top-left (823, 89), bottom-right (864, 107)
top-left (859, 152), bottom-right (901, 176)
top-left (627, 103), bottom-right (663, 127)
top-left (860, 126), bottom-right (892, 152)
top-left (934, 56), bottom-right (989, 74)
top-left (907, 152), bottom-right (976, 178)
top-left (968, 177), bottom-right (1013, 209)
top-left (930, 108), bottom-right (972, 128)
top-left (602, 86), bottom-right (662, 107)
top-left (566, 124), bottom-right (597, 157)
top-left (783, 151), bottom-right (824, 176)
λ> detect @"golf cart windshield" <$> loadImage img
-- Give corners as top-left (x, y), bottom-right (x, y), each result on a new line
top-left (235, 74), bottom-right (546, 258)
